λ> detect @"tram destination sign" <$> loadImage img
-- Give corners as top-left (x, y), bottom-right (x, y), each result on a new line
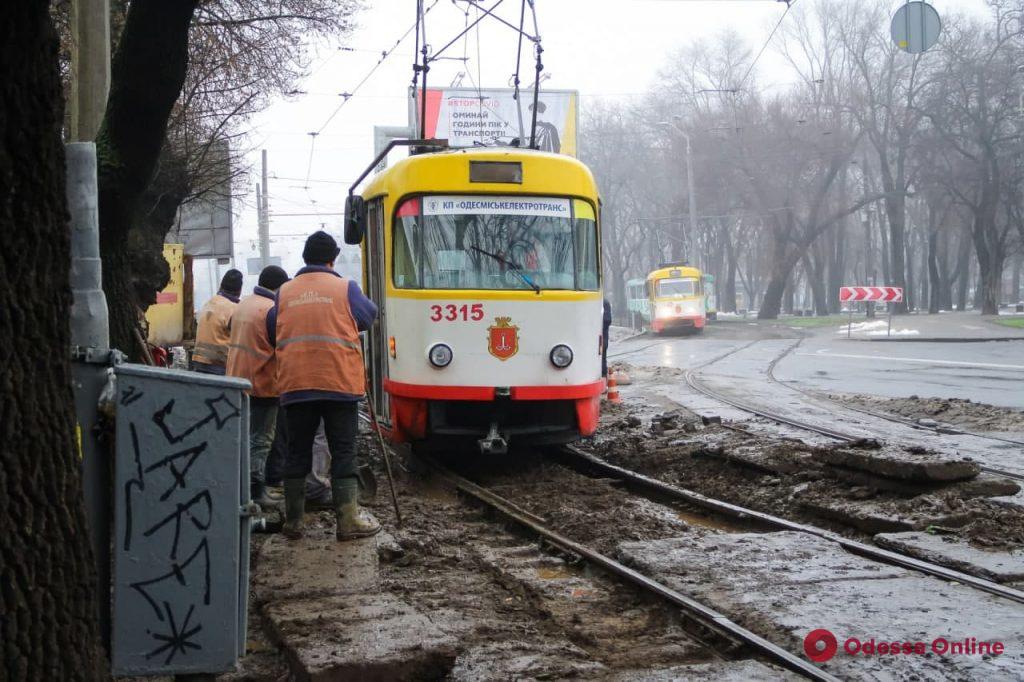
top-left (840, 286), bottom-right (904, 303)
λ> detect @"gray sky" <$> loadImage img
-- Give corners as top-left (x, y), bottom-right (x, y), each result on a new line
top-left (195, 0), bottom-right (987, 301)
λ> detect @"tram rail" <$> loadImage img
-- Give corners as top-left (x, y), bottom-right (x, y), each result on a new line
top-left (557, 445), bottom-right (1024, 606)
top-left (682, 339), bottom-right (1024, 483)
top-left (421, 454), bottom-right (840, 682)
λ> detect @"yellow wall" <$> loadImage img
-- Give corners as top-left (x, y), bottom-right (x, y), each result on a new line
top-left (146, 244), bottom-right (185, 345)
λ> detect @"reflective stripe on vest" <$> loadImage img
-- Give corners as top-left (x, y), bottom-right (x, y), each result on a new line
top-left (275, 272), bottom-right (365, 396)
top-left (194, 294), bottom-right (237, 366)
top-left (226, 294), bottom-right (277, 397)
top-left (277, 334), bottom-right (360, 350)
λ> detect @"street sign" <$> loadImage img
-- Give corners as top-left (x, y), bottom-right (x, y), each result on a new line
top-left (840, 286), bottom-right (904, 303)
top-left (891, 1), bottom-right (941, 54)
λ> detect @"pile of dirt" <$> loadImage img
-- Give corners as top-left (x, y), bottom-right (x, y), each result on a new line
top-left (585, 401), bottom-right (1024, 547)
top-left (833, 393), bottom-right (1024, 434)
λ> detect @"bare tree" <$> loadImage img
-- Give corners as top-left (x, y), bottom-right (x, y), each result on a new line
top-left (71, 0), bottom-right (360, 356)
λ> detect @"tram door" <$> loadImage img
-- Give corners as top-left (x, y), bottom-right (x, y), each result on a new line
top-left (364, 198), bottom-right (390, 424)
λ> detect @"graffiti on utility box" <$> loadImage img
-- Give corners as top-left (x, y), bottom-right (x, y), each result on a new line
top-left (112, 365), bottom-right (251, 676)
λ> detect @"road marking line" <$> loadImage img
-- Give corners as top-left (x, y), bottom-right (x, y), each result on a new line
top-left (803, 350), bottom-right (1024, 371)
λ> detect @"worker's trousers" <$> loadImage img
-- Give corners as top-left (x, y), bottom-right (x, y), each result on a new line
top-left (249, 397), bottom-right (278, 486)
top-left (283, 400), bottom-right (359, 481)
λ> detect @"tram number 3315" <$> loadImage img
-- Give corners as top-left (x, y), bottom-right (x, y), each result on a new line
top-left (430, 303), bottom-right (484, 322)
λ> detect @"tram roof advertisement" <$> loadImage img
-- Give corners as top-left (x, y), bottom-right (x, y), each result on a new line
top-left (417, 87), bottom-right (579, 157)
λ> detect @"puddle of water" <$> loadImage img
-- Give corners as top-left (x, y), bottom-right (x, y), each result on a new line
top-left (535, 564), bottom-right (576, 580)
top-left (674, 508), bottom-right (747, 533)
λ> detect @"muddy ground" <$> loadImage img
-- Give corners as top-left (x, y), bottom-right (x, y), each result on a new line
top-left (592, 394), bottom-right (1024, 553)
top-left (832, 393), bottom-right (1024, 434)
top-left (236, 379), bottom-right (1024, 679)
top-left (243, 432), bottom-right (759, 680)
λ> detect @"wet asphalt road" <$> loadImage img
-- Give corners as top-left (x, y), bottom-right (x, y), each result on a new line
top-left (610, 312), bottom-right (1024, 410)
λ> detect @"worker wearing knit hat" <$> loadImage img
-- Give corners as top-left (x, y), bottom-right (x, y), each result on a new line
top-left (193, 268), bottom-right (244, 374)
top-left (270, 229), bottom-right (380, 541)
top-left (227, 264), bottom-right (291, 510)
top-left (220, 268), bottom-right (244, 297)
top-left (302, 230), bottom-right (341, 265)
top-left (258, 264), bottom-right (289, 291)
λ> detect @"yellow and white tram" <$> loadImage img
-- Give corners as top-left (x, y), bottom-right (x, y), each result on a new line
top-left (345, 145), bottom-right (603, 453)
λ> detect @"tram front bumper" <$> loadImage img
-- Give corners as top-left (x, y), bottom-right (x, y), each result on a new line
top-left (384, 380), bottom-right (603, 444)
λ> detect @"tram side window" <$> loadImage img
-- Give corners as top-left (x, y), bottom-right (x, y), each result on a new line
top-left (393, 214), bottom-right (421, 288)
top-left (574, 217), bottom-right (599, 290)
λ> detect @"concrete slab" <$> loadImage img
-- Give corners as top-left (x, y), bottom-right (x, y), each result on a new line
top-left (799, 498), bottom-right (918, 533)
top-left (253, 521), bottom-right (460, 680)
top-left (451, 640), bottom-right (606, 680)
top-left (603, 660), bottom-right (798, 681)
top-left (697, 442), bottom-right (813, 476)
top-left (817, 442), bottom-right (980, 482)
top-left (618, 531), bottom-right (1024, 679)
top-left (253, 520), bottom-right (380, 600)
top-left (264, 593), bottom-right (458, 681)
top-left (875, 531), bottom-right (1024, 583)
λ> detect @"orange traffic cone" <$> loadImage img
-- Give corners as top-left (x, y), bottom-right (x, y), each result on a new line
top-left (606, 376), bottom-right (621, 404)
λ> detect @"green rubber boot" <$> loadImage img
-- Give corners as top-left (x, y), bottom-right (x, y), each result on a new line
top-left (281, 478), bottom-right (306, 540)
top-left (332, 477), bottom-right (381, 541)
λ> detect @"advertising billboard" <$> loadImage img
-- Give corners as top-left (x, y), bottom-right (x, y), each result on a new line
top-left (417, 87), bottom-right (578, 157)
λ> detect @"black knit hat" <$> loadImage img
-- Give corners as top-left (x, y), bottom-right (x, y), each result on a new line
top-left (220, 269), bottom-right (243, 296)
top-left (302, 230), bottom-right (341, 265)
top-left (258, 265), bottom-right (289, 291)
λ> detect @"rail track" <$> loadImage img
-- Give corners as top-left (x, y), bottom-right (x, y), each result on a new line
top-left (421, 453), bottom-right (840, 682)
top-left (682, 339), bottom-right (1024, 483)
top-left (557, 445), bottom-right (1024, 606)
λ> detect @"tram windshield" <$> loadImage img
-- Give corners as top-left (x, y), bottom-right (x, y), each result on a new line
top-left (656, 277), bottom-right (699, 298)
top-left (392, 195), bottom-right (599, 291)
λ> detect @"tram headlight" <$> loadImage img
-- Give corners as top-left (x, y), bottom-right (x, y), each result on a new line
top-left (549, 344), bottom-right (573, 368)
top-left (428, 343), bottom-right (453, 368)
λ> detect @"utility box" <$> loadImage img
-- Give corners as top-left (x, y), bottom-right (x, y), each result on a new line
top-left (111, 364), bottom-right (252, 676)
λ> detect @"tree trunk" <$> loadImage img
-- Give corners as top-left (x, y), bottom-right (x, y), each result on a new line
top-left (759, 248), bottom-right (799, 320)
top-left (803, 251), bottom-right (829, 316)
top-left (927, 228), bottom-right (941, 314)
top-left (1012, 254), bottom-right (1022, 305)
top-left (96, 0), bottom-right (199, 357)
top-left (828, 219), bottom-right (846, 314)
top-left (723, 230), bottom-right (738, 313)
top-left (1, 3), bottom-right (106, 679)
top-left (954, 232), bottom-right (971, 311)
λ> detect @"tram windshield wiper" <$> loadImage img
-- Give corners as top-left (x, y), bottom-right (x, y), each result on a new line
top-left (470, 246), bottom-right (541, 294)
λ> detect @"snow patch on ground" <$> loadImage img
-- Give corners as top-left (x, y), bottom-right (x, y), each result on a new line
top-left (836, 320), bottom-right (920, 336)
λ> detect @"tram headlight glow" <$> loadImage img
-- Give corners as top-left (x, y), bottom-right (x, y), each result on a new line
top-left (549, 344), bottom-right (573, 368)
top-left (428, 343), bottom-right (453, 368)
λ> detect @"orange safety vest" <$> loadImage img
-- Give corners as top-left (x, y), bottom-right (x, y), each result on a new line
top-left (226, 292), bottom-right (277, 397)
top-left (275, 272), bottom-right (365, 396)
top-left (193, 294), bottom-right (237, 367)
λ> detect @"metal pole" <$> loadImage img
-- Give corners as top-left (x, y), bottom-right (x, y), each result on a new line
top-left (69, 0), bottom-right (110, 141)
top-left (848, 307), bottom-right (853, 339)
top-left (68, 142), bottom-right (116, 652)
top-left (682, 132), bottom-right (699, 267)
top-left (363, 367), bottom-right (402, 526)
top-left (259, 150), bottom-right (270, 269)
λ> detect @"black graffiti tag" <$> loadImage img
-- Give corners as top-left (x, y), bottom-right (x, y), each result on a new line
top-left (152, 393), bottom-right (240, 444)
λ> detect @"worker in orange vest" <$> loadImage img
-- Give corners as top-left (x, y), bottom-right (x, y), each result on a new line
top-left (270, 231), bottom-right (379, 541)
top-left (193, 269), bottom-right (243, 374)
top-left (226, 265), bottom-right (290, 510)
